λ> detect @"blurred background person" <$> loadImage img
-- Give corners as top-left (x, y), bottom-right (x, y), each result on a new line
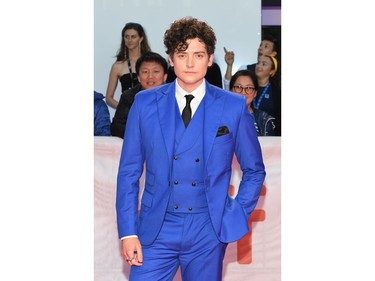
top-left (230, 70), bottom-right (275, 136)
top-left (223, 34), bottom-right (280, 91)
top-left (110, 52), bottom-right (168, 138)
top-left (105, 23), bottom-right (151, 109)
top-left (242, 34), bottom-right (279, 72)
top-left (254, 54), bottom-right (281, 136)
top-left (94, 90), bottom-right (111, 136)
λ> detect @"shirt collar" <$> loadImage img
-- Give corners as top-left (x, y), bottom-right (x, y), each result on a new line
top-left (175, 79), bottom-right (206, 101)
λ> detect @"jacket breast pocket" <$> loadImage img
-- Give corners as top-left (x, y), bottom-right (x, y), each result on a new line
top-left (214, 132), bottom-right (233, 145)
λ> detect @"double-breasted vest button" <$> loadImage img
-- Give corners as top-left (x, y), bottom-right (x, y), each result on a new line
top-left (192, 182), bottom-right (196, 187)
top-left (173, 155), bottom-right (178, 160)
top-left (195, 158), bottom-right (200, 162)
top-left (174, 205), bottom-right (179, 210)
top-left (174, 180), bottom-right (179, 185)
top-left (188, 207), bottom-right (193, 211)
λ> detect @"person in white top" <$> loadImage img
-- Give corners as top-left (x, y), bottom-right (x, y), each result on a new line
top-left (223, 34), bottom-right (279, 90)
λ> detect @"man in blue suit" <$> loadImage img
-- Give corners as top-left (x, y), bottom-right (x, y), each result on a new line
top-left (116, 17), bottom-right (266, 281)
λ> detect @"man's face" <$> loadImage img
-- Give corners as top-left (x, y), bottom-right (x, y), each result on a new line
top-left (137, 61), bottom-right (167, 90)
top-left (168, 38), bottom-right (213, 92)
top-left (257, 40), bottom-right (276, 59)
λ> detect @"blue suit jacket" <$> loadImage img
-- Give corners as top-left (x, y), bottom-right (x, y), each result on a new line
top-left (116, 81), bottom-right (265, 244)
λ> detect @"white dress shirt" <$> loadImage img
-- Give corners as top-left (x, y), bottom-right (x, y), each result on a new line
top-left (175, 79), bottom-right (206, 117)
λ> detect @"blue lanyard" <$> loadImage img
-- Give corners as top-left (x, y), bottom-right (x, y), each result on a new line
top-left (254, 82), bottom-right (270, 109)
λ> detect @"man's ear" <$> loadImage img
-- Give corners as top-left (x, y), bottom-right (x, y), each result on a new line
top-left (168, 55), bottom-right (174, 67)
top-left (208, 54), bottom-right (214, 67)
top-left (271, 51), bottom-right (277, 57)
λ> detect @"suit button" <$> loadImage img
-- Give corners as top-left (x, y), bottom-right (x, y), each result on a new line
top-left (195, 158), bottom-right (200, 162)
top-left (174, 180), bottom-right (179, 185)
top-left (188, 207), bottom-right (193, 211)
top-left (173, 155), bottom-right (178, 160)
top-left (174, 205), bottom-right (179, 209)
top-left (192, 182), bottom-right (196, 186)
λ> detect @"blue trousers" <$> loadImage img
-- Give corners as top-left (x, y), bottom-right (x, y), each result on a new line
top-left (130, 212), bottom-right (227, 281)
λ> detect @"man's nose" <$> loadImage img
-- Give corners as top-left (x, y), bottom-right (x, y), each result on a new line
top-left (186, 55), bottom-right (194, 67)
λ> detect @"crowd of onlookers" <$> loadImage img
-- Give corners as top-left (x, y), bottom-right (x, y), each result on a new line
top-left (94, 22), bottom-right (281, 138)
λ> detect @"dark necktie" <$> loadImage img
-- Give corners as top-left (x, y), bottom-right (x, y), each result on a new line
top-left (181, 94), bottom-right (195, 127)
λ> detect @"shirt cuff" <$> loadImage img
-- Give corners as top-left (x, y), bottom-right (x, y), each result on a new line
top-left (120, 235), bottom-right (138, 240)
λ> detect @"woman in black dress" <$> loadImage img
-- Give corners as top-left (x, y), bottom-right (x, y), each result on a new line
top-left (105, 23), bottom-right (151, 109)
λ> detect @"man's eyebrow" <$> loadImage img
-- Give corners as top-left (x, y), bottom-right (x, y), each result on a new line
top-left (176, 50), bottom-right (206, 54)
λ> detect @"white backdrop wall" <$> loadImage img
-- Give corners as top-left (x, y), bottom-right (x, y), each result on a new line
top-left (94, 0), bottom-right (261, 118)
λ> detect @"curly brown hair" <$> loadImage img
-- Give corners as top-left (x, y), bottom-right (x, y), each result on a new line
top-left (163, 17), bottom-right (216, 56)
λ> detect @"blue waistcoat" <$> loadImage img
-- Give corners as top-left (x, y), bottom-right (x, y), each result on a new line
top-left (167, 100), bottom-right (208, 213)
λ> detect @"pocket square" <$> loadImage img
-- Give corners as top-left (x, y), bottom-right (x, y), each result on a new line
top-left (216, 126), bottom-right (230, 137)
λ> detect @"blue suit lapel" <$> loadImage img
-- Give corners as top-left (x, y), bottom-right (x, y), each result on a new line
top-left (202, 83), bottom-right (226, 168)
top-left (157, 82), bottom-right (177, 163)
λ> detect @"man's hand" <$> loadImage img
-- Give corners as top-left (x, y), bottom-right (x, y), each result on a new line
top-left (224, 47), bottom-right (235, 81)
top-left (121, 237), bottom-right (143, 266)
top-left (224, 47), bottom-right (235, 66)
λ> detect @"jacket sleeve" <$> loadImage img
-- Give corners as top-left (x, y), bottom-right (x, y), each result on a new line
top-left (234, 101), bottom-right (266, 217)
top-left (116, 96), bottom-right (145, 238)
top-left (94, 100), bottom-right (111, 136)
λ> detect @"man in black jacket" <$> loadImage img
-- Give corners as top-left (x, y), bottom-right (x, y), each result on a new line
top-left (110, 52), bottom-right (168, 138)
